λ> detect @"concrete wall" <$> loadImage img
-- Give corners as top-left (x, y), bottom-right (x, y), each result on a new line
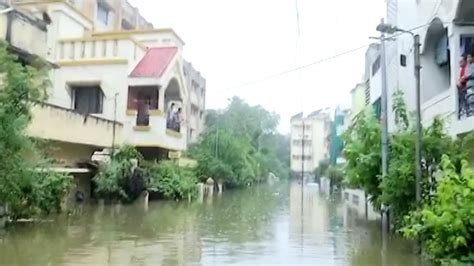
top-left (27, 103), bottom-right (123, 149)
top-left (342, 188), bottom-right (379, 221)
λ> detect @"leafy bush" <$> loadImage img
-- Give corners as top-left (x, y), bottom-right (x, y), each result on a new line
top-left (402, 156), bottom-right (474, 264)
top-left (147, 161), bottom-right (198, 200)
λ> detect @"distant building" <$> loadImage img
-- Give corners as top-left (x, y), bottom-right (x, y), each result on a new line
top-left (183, 60), bottom-right (206, 145)
top-left (290, 110), bottom-right (331, 178)
top-left (329, 107), bottom-right (350, 166)
top-left (349, 83), bottom-right (367, 123)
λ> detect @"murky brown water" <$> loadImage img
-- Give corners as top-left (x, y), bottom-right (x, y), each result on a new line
top-left (0, 182), bottom-right (421, 265)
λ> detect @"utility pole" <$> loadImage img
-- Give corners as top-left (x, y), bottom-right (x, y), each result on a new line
top-left (378, 18), bottom-right (391, 235)
top-left (111, 92), bottom-right (118, 160)
top-left (380, 18), bottom-right (390, 182)
top-left (414, 34), bottom-right (422, 206)
top-left (301, 120), bottom-right (305, 185)
top-left (215, 128), bottom-right (219, 159)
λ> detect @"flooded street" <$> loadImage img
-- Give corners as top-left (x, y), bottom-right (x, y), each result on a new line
top-left (0, 182), bottom-right (420, 266)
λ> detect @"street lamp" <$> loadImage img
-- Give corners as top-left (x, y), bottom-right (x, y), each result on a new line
top-left (376, 23), bottom-right (423, 208)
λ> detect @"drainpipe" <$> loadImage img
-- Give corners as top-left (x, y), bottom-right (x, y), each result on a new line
top-left (2, 2), bottom-right (14, 43)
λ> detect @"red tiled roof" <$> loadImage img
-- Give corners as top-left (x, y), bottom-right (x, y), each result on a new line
top-left (129, 47), bottom-right (178, 78)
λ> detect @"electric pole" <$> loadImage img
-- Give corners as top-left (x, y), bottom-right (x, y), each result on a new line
top-left (414, 34), bottom-right (422, 205)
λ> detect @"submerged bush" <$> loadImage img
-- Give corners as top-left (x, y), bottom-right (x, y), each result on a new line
top-left (147, 161), bottom-right (198, 200)
top-left (93, 145), bottom-right (146, 203)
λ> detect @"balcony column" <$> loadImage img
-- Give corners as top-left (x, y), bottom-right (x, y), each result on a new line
top-left (159, 86), bottom-right (165, 112)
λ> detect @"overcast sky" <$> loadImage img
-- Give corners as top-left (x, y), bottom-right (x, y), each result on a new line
top-left (130, 0), bottom-right (385, 133)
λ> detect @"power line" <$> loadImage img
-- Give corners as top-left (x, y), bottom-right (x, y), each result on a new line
top-left (295, 0), bottom-right (301, 37)
top-left (217, 20), bottom-right (447, 93)
top-left (219, 44), bottom-right (371, 92)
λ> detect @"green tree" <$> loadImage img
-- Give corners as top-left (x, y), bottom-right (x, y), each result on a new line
top-left (191, 97), bottom-right (289, 187)
top-left (0, 41), bottom-right (73, 218)
top-left (343, 108), bottom-right (383, 209)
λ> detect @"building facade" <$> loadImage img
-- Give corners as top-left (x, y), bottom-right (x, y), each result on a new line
top-left (290, 110), bottom-right (331, 178)
top-left (1, 0), bottom-right (196, 201)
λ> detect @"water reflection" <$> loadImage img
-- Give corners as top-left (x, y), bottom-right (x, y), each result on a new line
top-left (0, 182), bottom-right (420, 265)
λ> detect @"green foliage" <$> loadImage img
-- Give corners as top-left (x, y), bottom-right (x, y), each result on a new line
top-left (380, 91), bottom-right (466, 225)
top-left (342, 108), bottom-right (382, 209)
top-left (401, 156), bottom-right (474, 264)
top-left (191, 97), bottom-right (289, 187)
top-left (0, 41), bottom-right (73, 218)
top-left (147, 161), bottom-right (198, 200)
top-left (94, 145), bottom-right (147, 203)
top-left (327, 165), bottom-right (344, 188)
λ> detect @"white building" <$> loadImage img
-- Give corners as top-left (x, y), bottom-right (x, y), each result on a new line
top-left (1, 0), bottom-right (194, 201)
top-left (384, 0), bottom-right (474, 137)
top-left (290, 110), bottom-right (331, 178)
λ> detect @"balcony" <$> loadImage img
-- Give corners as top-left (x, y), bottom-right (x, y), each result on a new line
top-left (27, 102), bottom-right (123, 148)
top-left (0, 4), bottom-right (47, 59)
top-left (124, 114), bottom-right (187, 151)
top-left (57, 35), bottom-right (146, 65)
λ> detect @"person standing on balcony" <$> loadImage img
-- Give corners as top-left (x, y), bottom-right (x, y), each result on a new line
top-left (176, 107), bottom-right (184, 132)
top-left (458, 55), bottom-right (468, 118)
top-left (465, 54), bottom-right (474, 116)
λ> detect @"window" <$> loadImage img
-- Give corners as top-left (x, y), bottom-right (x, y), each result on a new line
top-left (121, 19), bottom-right (134, 30)
top-left (371, 56), bottom-right (381, 76)
top-left (97, 3), bottom-right (110, 25)
top-left (72, 85), bottom-right (104, 114)
top-left (127, 86), bottom-right (159, 110)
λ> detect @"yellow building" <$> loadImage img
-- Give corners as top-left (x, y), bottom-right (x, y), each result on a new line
top-left (349, 82), bottom-right (367, 123)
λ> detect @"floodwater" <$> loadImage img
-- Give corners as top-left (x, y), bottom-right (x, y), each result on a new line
top-left (0, 182), bottom-right (421, 265)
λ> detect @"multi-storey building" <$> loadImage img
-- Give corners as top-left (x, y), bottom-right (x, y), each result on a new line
top-left (290, 110), bottom-right (331, 178)
top-left (383, 0), bottom-right (474, 138)
top-left (183, 60), bottom-right (206, 145)
top-left (1, 0), bottom-right (195, 201)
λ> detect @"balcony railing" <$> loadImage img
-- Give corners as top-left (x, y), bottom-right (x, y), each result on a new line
top-left (57, 36), bottom-right (146, 63)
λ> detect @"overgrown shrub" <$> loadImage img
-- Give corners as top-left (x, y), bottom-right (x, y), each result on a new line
top-left (147, 161), bottom-right (198, 200)
top-left (402, 156), bottom-right (474, 264)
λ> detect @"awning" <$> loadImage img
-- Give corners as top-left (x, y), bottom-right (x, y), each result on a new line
top-left (129, 47), bottom-right (178, 78)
